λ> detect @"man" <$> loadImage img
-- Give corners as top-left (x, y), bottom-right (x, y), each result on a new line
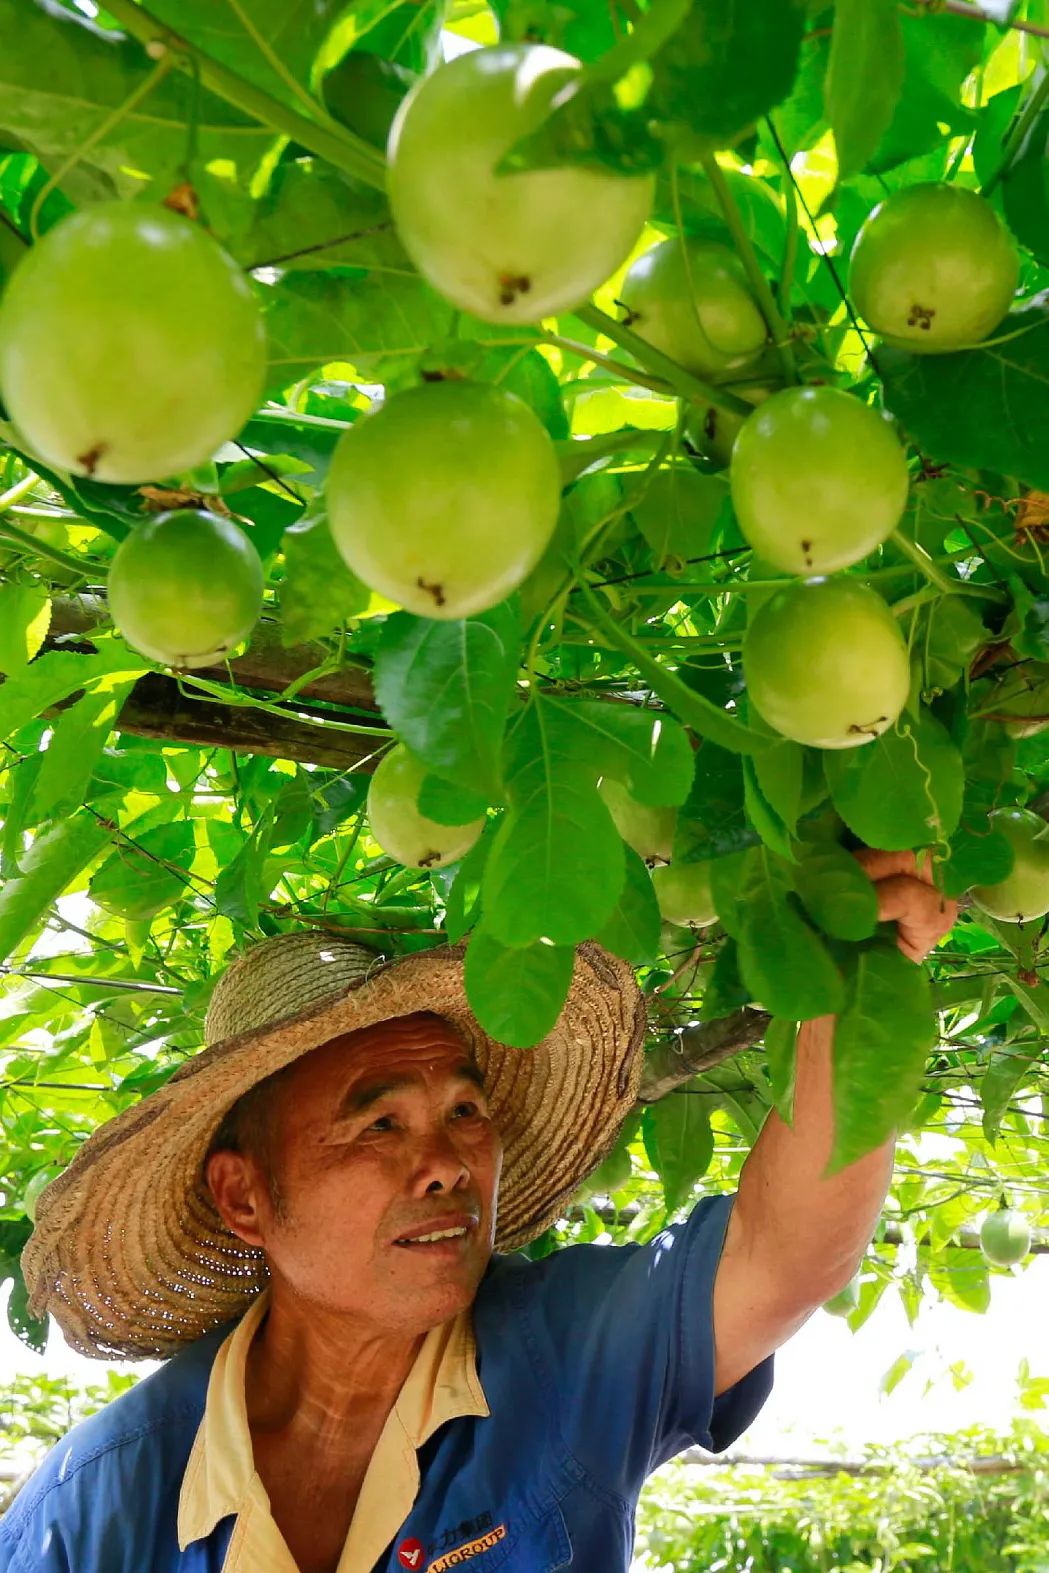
top-left (0, 849), bottom-right (953, 1573)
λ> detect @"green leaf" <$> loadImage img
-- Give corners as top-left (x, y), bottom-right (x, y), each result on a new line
top-left (793, 843), bottom-right (879, 942)
top-left (939, 787), bottom-right (1014, 900)
top-left (980, 1039), bottom-right (1042, 1142)
top-left (560, 697), bottom-right (695, 805)
top-left (0, 643), bottom-right (145, 740)
top-left (751, 736), bottom-right (805, 835)
top-left (919, 596), bottom-right (988, 695)
top-left (215, 807), bottom-right (276, 928)
top-left (28, 677), bottom-right (139, 826)
top-left (649, 0), bottom-right (805, 146)
top-left (829, 942), bottom-right (936, 1173)
top-left (763, 1017), bottom-right (797, 1125)
top-left (88, 821), bottom-right (196, 921)
top-left (642, 1093), bottom-right (714, 1213)
top-left (463, 927), bottom-right (575, 1048)
top-left (1000, 98), bottom-right (1049, 270)
top-left (0, 584), bottom-right (50, 674)
top-left (928, 1246), bottom-right (990, 1315)
top-left (234, 162), bottom-right (402, 273)
top-left (880, 305), bottom-right (1049, 491)
top-left (483, 702), bottom-right (625, 947)
top-left (673, 741), bottom-right (754, 863)
top-left (825, 710), bottom-right (964, 851)
top-left (444, 826), bottom-right (495, 944)
top-left (417, 775), bottom-right (490, 827)
top-left (374, 604), bottom-right (521, 801)
top-left (280, 513), bottom-right (373, 643)
top-left (712, 848), bottom-right (845, 1020)
top-left (264, 270), bottom-right (453, 389)
top-left (742, 757), bottom-right (793, 860)
top-left (591, 845), bottom-right (661, 965)
top-left (0, 0), bottom-right (268, 200)
top-left (6, 1269), bottom-right (47, 1353)
top-left (629, 467), bottom-right (727, 570)
top-left (871, 11), bottom-right (981, 171)
top-left (824, 0), bottom-right (905, 179)
top-left (0, 810), bottom-right (111, 964)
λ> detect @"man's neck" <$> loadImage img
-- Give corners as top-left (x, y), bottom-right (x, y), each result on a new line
top-left (244, 1291), bottom-right (427, 1445)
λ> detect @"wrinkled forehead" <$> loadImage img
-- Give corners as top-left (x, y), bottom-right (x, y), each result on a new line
top-left (288, 1010), bottom-right (479, 1103)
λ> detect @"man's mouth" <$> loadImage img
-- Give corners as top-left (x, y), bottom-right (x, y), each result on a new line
top-left (392, 1216), bottom-right (477, 1251)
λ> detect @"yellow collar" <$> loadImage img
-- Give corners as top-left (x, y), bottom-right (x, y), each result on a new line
top-left (178, 1286), bottom-right (489, 1567)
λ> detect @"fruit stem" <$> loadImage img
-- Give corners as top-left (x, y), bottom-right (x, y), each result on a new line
top-left (0, 520), bottom-right (95, 576)
top-left (697, 151), bottom-right (797, 385)
top-left (574, 305), bottom-right (753, 416)
top-left (981, 67), bottom-right (1049, 197)
top-left (542, 331), bottom-right (679, 399)
top-left (889, 528), bottom-right (1007, 602)
top-left (554, 428), bottom-right (667, 486)
top-left (101, 0), bottom-right (388, 194)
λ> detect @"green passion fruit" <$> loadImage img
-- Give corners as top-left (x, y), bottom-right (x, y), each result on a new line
top-left (730, 386), bottom-right (910, 575)
top-left (598, 778), bottom-right (676, 864)
top-left (367, 745), bottom-right (485, 869)
top-left (980, 1206), bottom-right (1031, 1267)
top-left (326, 380), bottom-right (562, 619)
top-left (971, 807), bottom-right (1049, 923)
top-left (107, 509), bottom-right (264, 669)
top-left (619, 238), bottom-right (768, 379)
top-left (651, 861), bottom-right (718, 927)
top-left (743, 578), bottom-right (911, 750)
top-left (849, 184), bottom-right (1019, 353)
top-left (387, 44), bottom-right (654, 323)
top-left (0, 202), bottom-right (266, 484)
top-left (822, 1276), bottom-right (860, 1317)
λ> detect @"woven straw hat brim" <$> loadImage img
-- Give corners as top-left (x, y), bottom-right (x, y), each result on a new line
top-left (21, 940), bottom-right (646, 1360)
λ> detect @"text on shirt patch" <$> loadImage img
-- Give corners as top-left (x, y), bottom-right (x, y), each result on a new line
top-left (425, 1520), bottom-right (507, 1573)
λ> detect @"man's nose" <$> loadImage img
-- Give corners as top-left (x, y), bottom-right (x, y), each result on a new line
top-left (411, 1125), bottom-right (471, 1192)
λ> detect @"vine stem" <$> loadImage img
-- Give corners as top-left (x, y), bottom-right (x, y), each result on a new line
top-left (890, 528), bottom-right (1006, 602)
top-left (981, 67), bottom-right (1049, 197)
top-left (574, 304), bottom-right (752, 415)
top-left (908, 0), bottom-right (1049, 42)
top-left (696, 151), bottom-right (797, 384)
top-left (101, 0), bottom-right (387, 193)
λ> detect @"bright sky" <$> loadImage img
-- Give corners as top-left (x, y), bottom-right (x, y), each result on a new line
top-left (3, 1247), bottom-right (1045, 1461)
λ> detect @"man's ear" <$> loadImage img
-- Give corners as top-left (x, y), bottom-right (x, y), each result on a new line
top-left (205, 1150), bottom-right (270, 1248)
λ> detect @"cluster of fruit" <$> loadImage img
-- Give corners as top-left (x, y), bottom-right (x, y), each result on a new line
top-left (0, 41), bottom-right (1044, 926)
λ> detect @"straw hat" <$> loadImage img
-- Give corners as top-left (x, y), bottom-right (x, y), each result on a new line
top-left (21, 931), bottom-right (647, 1360)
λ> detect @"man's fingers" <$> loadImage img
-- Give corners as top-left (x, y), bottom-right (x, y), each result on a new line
top-left (852, 846), bottom-right (936, 886)
top-left (872, 873), bottom-right (958, 961)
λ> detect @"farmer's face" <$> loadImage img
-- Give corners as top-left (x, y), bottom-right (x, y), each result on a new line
top-left (228, 1013), bottom-right (502, 1337)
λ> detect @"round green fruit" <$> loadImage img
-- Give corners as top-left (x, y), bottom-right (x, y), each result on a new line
top-left (743, 578), bottom-right (911, 750)
top-left (619, 238), bottom-right (767, 379)
top-left (327, 380), bottom-right (561, 619)
top-left (980, 1206), bottom-right (1031, 1267)
top-left (367, 745), bottom-right (485, 869)
top-left (0, 202), bottom-right (266, 484)
top-left (730, 386), bottom-right (909, 575)
top-left (107, 509), bottom-right (264, 669)
top-left (388, 44), bottom-right (654, 323)
top-left (822, 1276), bottom-right (860, 1317)
top-left (599, 777), bottom-right (676, 864)
top-left (971, 807), bottom-right (1049, 923)
top-left (850, 184), bottom-right (1019, 354)
top-left (651, 861), bottom-right (718, 927)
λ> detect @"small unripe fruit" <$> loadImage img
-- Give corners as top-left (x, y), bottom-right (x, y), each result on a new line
top-left (367, 746), bottom-right (485, 869)
top-left (652, 861), bottom-right (718, 927)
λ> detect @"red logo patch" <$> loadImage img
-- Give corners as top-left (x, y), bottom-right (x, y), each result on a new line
top-left (398, 1539), bottom-right (426, 1570)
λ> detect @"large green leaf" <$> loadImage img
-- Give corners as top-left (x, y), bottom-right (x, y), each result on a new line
top-left (558, 697), bottom-right (695, 805)
top-left (0, 0), bottom-right (269, 200)
top-left (0, 644), bottom-right (146, 741)
top-left (824, 709), bottom-right (964, 852)
top-left (880, 306), bottom-right (1049, 492)
top-left (233, 162), bottom-right (403, 272)
top-left (650, 0), bottom-right (806, 146)
top-left (463, 925), bottom-right (575, 1047)
top-left (712, 847), bottom-right (845, 1020)
top-left (88, 820), bottom-right (197, 921)
top-left (0, 811), bottom-right (112, 964)
top-left (980, 1038), bottom-right (1042, 1142)
top-left (591, 845), bottom-right (661, 965)
top-left (374, 603), bottom-right (521, 802)
top-left (482, 699), bottom-right (625, 947)
top-left (263, 270), bottom-right (454, 389)
top-left (642, 1092), bottom-right (714, 1212)
top-left (829, 941), bottom-right (936, 1173)
top-left (279, 513), bottom-right (374, 644)
top-left (792, 842), bottom-right (879, 943)
top-left (28, 676), bottom-right (140, 826)
top-left (824, 0), bottom-right (904, 179)
top-left (148, 0), bottom-right (353, 112)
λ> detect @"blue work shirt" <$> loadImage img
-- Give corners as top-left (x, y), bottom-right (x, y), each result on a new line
top-left (0, 1193), bottom-right (773, 1572)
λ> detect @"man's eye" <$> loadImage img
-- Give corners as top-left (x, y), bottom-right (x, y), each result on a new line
top-left (453, 1102), bottom-right (483, 1119)
top-left (367, 1115), bottom-right (394, 1131)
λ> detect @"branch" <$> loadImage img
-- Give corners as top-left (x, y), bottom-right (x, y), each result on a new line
top-left (677, 1449), bottom-right (1029, 1476)
top-left (909, 0), bottom-right (1049, 42)
top-left (637, 1009), bottom-right (770, 1102)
